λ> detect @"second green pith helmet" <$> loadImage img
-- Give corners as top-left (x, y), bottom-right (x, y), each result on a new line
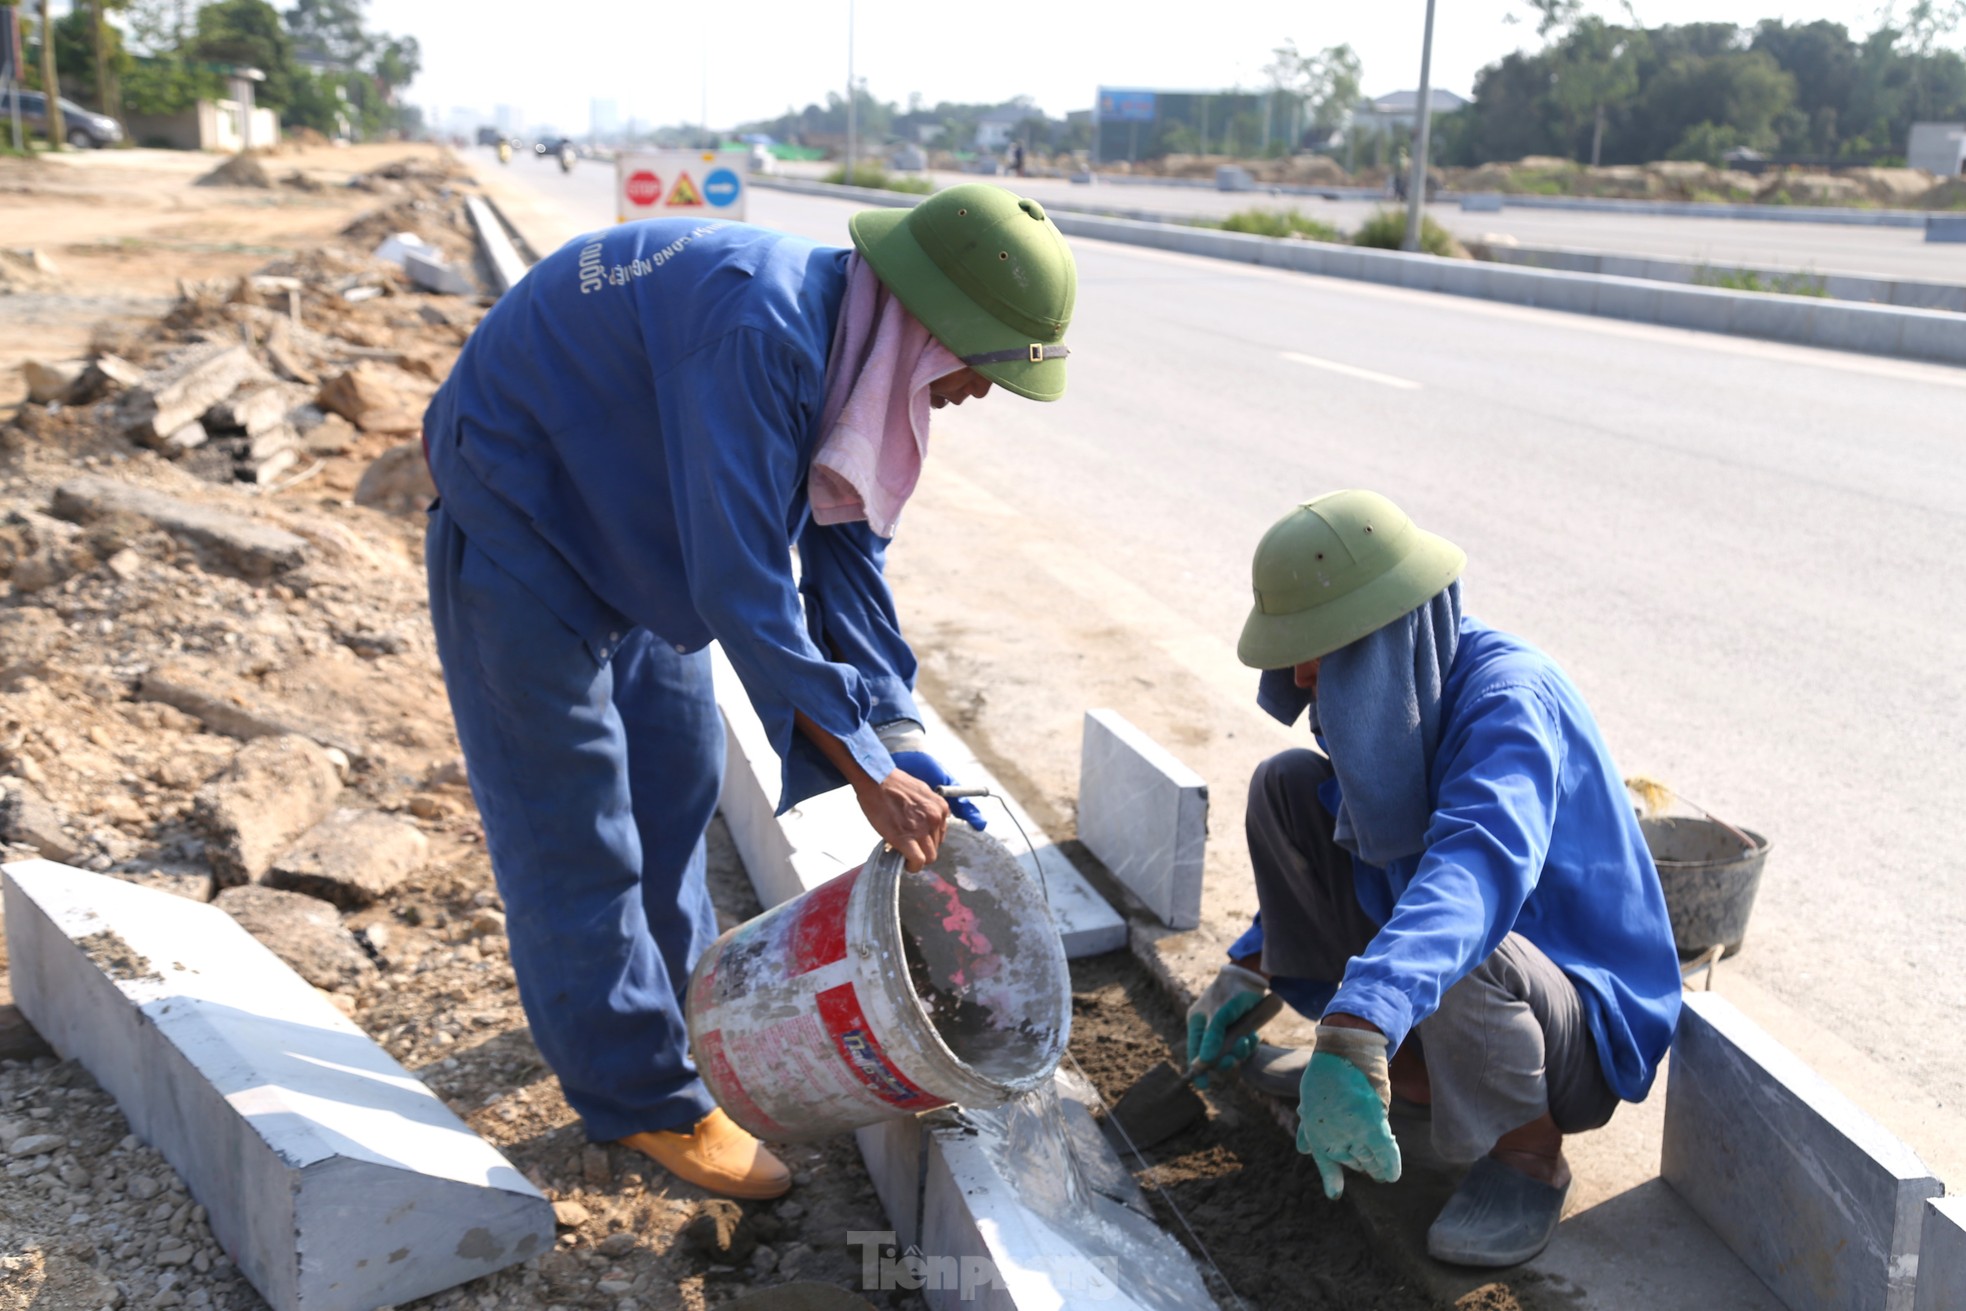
top-left (849, 184), bottom-right (1076, 401)
top-left (1237, 490), bottom-right (1466, 670)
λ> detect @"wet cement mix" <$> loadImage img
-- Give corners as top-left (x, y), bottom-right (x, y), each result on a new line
top-left (1066, 949), bottom-right (1457, 1311)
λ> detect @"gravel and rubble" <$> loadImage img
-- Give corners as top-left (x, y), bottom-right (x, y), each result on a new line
top-left (0, 159), bottom-right (906, 1311)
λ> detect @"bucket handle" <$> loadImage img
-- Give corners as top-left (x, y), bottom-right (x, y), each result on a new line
top-left (1626, 776), bottom-right (1758, 855)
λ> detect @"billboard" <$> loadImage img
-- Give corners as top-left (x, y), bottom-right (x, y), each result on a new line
top-left (1097, 88), bottom-right (1156, 123)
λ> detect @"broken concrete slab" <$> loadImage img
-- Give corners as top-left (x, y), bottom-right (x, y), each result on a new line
top-left (208, 382), bottom-right (313, 436)
top-left (1077, 710), bottom-right (1207, 930)
top-left (318, 361), bottom-right (434, 434)
top-left (137, 662), bottom-right (360, 761)
top-left (67, 353), bottom-right (147, 405)
top-left (710, 647), bottom-right (1124, 956)
top-left (267, 807), bottom-right (429, 908)
top-left (0, 784), bottom-right (83, 863)
top-left (192, 734), bottom-right (344, 886)
top-left (213, 884), bottom-right (376, 989)
top-left (51, 474), bottom-right (309, 579)
top-left (161, 418), bottom-right (210, 455)
top-left (118, 343), bottom-right (273, 447)
top-left (23, 359), bottom-right (87, 405)
top-left (2, 860), bottom-right (554, 1310)
top-left (1664, 991), bottom-right (1941, 1311)
top-left (404, 250), bottom-right (476, 296)
top-left (1916, 1197), bottom-right (1966, 1311)
top-left (353, 441), bottom-right (438, 515)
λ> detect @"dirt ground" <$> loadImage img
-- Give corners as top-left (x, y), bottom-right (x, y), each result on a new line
top-left (0, 142), bottom-right (463, 413)
top-left (0, 143), bottom-right (1500, 1311)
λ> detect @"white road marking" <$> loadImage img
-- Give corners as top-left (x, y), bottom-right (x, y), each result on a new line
top-left (1281, 351), bottom-right (1422, 390)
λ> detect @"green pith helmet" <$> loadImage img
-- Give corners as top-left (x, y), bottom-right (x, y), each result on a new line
top-left (1237, 490), bottom-right (1466, 670)
top-left (849, 184), bottom-right (1076, 402)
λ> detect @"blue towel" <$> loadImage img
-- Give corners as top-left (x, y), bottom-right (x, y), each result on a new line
top-left (1317, 582), bottom-right (1462, 868)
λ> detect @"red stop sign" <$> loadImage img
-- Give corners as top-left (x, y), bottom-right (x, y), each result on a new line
top-left (625, 170), bottom-right (662, 207)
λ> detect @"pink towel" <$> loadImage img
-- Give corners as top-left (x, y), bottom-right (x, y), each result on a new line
top-left (809, 253), bottom-right (963, 538)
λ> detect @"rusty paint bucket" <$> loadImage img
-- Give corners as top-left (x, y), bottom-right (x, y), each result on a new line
top-left (685, 826), bottom-right (1070, 1142)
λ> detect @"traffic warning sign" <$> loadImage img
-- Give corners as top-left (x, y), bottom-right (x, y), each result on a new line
top-left (616, 150), bottom-right (748, 222)
top-left (666, 172), bottom-right (705, 208)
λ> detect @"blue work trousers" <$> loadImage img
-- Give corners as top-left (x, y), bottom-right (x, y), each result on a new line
top-left (425, 506), bottom-right (721, 1140)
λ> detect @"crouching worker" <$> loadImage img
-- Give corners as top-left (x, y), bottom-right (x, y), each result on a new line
top-left (1189, 490), bottom-right (1681, 1266)
top-left (420, 185), bottom-right (1075, 1200)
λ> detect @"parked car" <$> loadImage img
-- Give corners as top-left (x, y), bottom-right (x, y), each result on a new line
top-left (0, 89), bottom-right (123, 148)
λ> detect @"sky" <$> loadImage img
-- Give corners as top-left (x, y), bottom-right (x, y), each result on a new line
top-left (373, 0), bottom-right (1890, 135)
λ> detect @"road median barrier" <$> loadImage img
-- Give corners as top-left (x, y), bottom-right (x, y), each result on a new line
top-left (754, 177), bottom-right (1966, 367)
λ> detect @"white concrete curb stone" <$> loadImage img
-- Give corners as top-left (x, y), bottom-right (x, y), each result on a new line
top-left (710, 645), bottom-right (1125, 957)
top-left (2, 860), bottom-right (554, 1311)
top-left (1663, 992), bottom-right (1942, 1311)
top-left (465, 196), bottom-right (530, 295)
top-left (1916, 1197), bottom-right (1966, 1311)
top-left (1077, 709), bottom-right (1207, 930)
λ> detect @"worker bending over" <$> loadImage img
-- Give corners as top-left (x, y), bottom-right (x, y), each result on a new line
top-left (421, 185), bottom-right (1076, 1200)
top-left (1188, 490), bottom-right (1681, 1266)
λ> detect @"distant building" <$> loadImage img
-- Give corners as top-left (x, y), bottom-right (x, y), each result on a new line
top-left (590, 98), bottom-right (621, 140)
top-left (494, 104), bottom-right (524, 135)
top-left (1349, 88), bottom-right (1469, 138)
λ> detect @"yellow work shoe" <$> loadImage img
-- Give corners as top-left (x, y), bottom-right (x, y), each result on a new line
top-left (620, 1108), bottom-right (792, 1200)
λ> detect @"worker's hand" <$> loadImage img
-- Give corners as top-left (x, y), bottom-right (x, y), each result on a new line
top-left (890, 750), bottom-right (987, 831)
top-left (1184, 963), bottom-right (1268, 1090)
top-left (853, 765), bottom-right (950, 872)
top-left (1296, 1023), bottom-right (1401, 1199)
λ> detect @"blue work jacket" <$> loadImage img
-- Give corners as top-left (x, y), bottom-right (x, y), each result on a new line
top-left (1235, 617), bottom-right (1683, 1102)
top-left (423, 219), bottom-right (918, 808)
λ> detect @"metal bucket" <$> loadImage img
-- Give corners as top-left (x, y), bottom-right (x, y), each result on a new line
top-left (684, 825), bottom-right (1071, 1142)
top-left (1640, 815), bottom-right (1771, 960)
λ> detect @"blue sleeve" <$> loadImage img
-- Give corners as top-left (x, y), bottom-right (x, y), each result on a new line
top-left (651, 327), bottom-right (894, 810)
top-left (784, 517), bottom-right (922, 802)
top-left (1326, 682), bottom-right (1565, 1051)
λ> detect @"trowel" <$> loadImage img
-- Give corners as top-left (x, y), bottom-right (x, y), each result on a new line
top-left (1102, 992), bottom-right (1285, 1155)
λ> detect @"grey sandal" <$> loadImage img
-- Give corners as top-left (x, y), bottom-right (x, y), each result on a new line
top-left (1426, 1157), bottom-right (1570, 1267)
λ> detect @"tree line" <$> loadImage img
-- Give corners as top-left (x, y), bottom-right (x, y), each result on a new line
top-left (1433, 6), bottom-right (1966, 167)
top-left (19, 0), bottom-right (420, 143)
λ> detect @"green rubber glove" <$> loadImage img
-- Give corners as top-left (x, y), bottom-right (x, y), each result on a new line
top-left (1184, 963), bottom-right (1267, 1090)
top-left (1296, 1023), bottom-right (1402, 1199)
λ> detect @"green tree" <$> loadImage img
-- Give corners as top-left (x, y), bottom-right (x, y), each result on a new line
top-left (284, 0), bottom-right (370, 67)
top-left (188, 0), bottom-right (298, 109)
top-left (1546, 18), bottom-right (1646, 163)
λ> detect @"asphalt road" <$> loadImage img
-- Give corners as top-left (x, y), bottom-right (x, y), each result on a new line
top-left (825, 165), bottom-right (1963, 284)
top-left (486, 150), bottom-right (1966, 1119)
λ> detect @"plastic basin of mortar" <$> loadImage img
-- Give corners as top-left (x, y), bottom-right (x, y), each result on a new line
top-left (1640, 815), bottom-right (1771, 960)
top-left (686, 826), bottom-right (1071, 1141)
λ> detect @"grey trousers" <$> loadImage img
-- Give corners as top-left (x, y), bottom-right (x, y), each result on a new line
top-left (1246, 749), bottom-right (1620, 1164)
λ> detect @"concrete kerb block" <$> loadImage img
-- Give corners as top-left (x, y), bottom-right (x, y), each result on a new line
top-left (1592, 277), bottom-right (1666, 325)
top-left (1663, 992), bottom-right (1941, 1311)
top-left (1915, 1197), bottom-right (1966, 1311)
top-left (1076, 711), bottom-right (1207, 931)
top-left (464, 196), bottom-right (530, 295)
top-left (1728, 292), bottom-right (1824, 347)
top-left (1925, 216), bottom-right (1966, 243)
top-left (1896, 310), bottom-right (1966, 368)
top-left (1657, 284), bottom-right (1741, 336)
top-left (2, 860), bottom-right (553, 1310)
top-left (709, 645), bottom-right (1125, 956)
top-left (1808, 302), bottom-right (1911, 358)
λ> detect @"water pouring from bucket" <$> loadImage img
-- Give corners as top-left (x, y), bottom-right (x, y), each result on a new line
top-left (685, 826), bottom-right (1071, 1141)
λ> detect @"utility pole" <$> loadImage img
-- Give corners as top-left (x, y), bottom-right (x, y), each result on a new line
top-left (842, 0), bottom-right (855, 184)
top-left (37, 0), bottom-right (55, 148)
top-left (1401, 0), bottom-right (1438, 253)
